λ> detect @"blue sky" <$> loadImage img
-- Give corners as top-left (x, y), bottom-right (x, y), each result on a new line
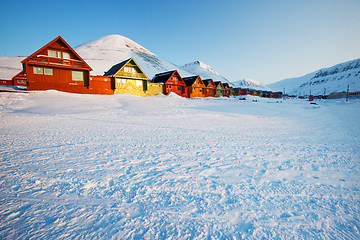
top-left (1, 0), bottom-right (359, 84)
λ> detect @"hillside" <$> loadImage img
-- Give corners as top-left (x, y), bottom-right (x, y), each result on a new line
top-left (231, 78), bottom-right (271, 90)
top-left (75, 35), bottom-right (193, 79)
top-left (268, 58), bottom-right (360, 96)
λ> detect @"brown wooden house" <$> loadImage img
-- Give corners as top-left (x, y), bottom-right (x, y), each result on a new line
top-left (202, 79), bottom-right (217, 97)
top-left (21, 36), bottom-right (92, 94)
top-left (183, 76), bottom-right (206, 98)
top-left (222, 83), bottom-right (231, 97)
top-left (151, 70), bottom-right (187, 97)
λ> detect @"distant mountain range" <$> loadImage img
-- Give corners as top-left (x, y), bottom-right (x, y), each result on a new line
top-left (268, 58), bottom-right (360, 95)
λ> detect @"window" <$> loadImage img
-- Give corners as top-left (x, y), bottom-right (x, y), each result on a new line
top-left (200, 88), bottom-right (202, 92)
top-left (136, 80), bottom-right (143, 87)
top-left (193, 87), bottom-right (195, 91)
top-left (34, 67), bottom-right (43, 74)
top-left (171, 77), bottom-right (178, 81)
top-left (44, 68), bottom-right (53, 75)
top-left (167, 85), bottom-right (172, 89)
top-left (57, 51), bottom-right (62, 58)
top-left (116, 78), bottom-right (127, 84)
top-left (63, 52), bottom-right (70, 59)
top-left (48, 50), bottom-right (57, 58)
top-left (72, 71), bottom-right (83, 81)
top-left (124, 67), bottom-right (135, 73)
top-left (178, 86), bottom-right (181, 91)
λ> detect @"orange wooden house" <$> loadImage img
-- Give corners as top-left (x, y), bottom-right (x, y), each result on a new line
top-left (151, 70), bottom-right (187, 97)
top-left (202, 79), bottom-right (217, 97)
top-left (21, 36), bottom-right (92, 94)
top-left (183, 76), bottom-right (206, 98)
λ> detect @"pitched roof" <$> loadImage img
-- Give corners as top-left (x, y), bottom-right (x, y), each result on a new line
top-left (151, 70), bottom-right (176, 83)
top-left (104, 58), bottom-right (131, 77)
top-left (183, 76), bottom-right (200, 86)
top-left (21, 36), bottom-right (92, 71)
top-left (214, 81), bottom-right (223, 87)
top-left (202, 79), bottom-right (214, 87)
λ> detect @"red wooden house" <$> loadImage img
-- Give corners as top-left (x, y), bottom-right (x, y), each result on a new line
top-left (21, 36), bottom-right (92, 94)
top-left (12, 71), bottom-right (27, 87)
top-left (151, 70), bottom-right (187, 97)
top-left (202, 79), bottom-right (217, 97)
top-left (222, 83), bottom-right (231, 97)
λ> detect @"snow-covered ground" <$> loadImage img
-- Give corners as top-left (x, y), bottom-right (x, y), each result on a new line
top-left (0, 87), bottom-right (359, 239)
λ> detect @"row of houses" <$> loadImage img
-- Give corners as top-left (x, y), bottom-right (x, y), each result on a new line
top-left (6, 36), bottom-right (282, 99)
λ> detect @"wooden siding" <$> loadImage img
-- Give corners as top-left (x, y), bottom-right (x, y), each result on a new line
top-left (26, 65), bottom-right (90, 94)
top-left (113, 78), bottom-right (147, 96)
top-left (0, 79), bottom-right (13, 86)
top-left (146, 82), bottom-right (163, 96)
top-left (89, 76), bottom-right (113, 95)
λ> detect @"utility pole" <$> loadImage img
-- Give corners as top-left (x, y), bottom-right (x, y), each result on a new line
top-left (283, 88), bottom-right (285, 100)
top-left (346, 84), bottom-right (349, 102)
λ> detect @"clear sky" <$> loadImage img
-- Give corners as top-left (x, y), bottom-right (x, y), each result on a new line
top-left (1, 0), bottom-right (359, 84)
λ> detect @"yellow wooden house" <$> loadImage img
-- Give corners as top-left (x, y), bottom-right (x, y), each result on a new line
top-left (104, 58), bottom-right (162, 96)
top-left (214, 81), bottom-right (224, 97)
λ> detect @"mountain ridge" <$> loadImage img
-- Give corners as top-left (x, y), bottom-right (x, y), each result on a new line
top-left (268, 58), bottom-right (360, 95)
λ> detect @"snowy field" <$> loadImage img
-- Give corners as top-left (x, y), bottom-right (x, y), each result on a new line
top-left (0, 88), bottom-right (359, 239)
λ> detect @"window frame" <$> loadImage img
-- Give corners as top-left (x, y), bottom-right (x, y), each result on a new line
top-left (72, 71), bottom-right (84, 81)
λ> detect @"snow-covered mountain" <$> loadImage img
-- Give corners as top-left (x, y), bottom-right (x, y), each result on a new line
top-left (180, 61), bottom-right (234, 86)
top-left (75, 35), bottom-right (193, 79)
top-left (268, 58), bottom-right (360, 96)
top-left (231, 78), bottom-right (271, 90)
